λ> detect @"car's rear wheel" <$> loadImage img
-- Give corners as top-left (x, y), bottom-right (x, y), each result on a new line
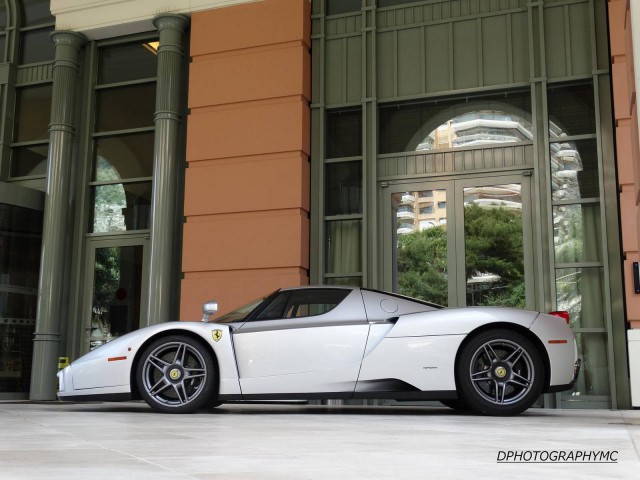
top-left (136, 335), bottom-right (217, 413)
top-left (456, 329), bottom-right (544, 416)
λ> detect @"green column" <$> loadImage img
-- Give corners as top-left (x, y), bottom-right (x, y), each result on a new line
top-left (30, 31), bottom-right (86, 400)
top-left (146, 14), bottom-right (188, 325)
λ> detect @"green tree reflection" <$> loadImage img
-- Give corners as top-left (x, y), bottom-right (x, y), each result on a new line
top-left (397, 205), bottom-right (525, 308)
top-left (397, 224), bottom-right (448, 306)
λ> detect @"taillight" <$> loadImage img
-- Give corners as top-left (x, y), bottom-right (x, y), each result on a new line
top-left (549, 310), bottom-right (570, 324)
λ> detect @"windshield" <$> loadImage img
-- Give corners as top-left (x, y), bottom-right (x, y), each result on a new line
top-left (210, 291), bottom-right (276, 324)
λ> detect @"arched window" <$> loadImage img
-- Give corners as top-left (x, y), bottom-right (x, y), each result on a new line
top-left (416, 110), bottom-right (533, 151)
top-left (378, 89), bottom-right (532, 154)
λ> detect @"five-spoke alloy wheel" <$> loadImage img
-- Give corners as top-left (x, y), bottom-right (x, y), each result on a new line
top-left (456, 329), bottom-right (544, 416)
top-left (136, 335), bottom-right (217, 413)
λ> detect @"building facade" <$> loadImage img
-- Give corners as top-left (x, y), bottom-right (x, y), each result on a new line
top-left (0, 0), bottom-right (637, 409)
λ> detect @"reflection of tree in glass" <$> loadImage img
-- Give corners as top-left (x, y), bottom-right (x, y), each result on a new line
top-left (464, 204), bottom-right (525, 307)
top-left (554, 205), bottom-right (585, 264)
top-left (555, 269), bottom-right (581, 325)
top-left (93, 156), bottom-right (126, 232)
top-left (397, 205), bottom-right (526, 308)
top-left (397, 225), bottom-right (448, 306)
top-left (93, 247), bottom-right (120, 315)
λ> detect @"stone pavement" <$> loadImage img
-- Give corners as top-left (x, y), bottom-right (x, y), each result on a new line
top-left (0, 401), bottom-right (639, 479)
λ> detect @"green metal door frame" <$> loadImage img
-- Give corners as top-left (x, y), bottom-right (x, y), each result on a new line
top-left (80, 234), bottom-right (150, 356)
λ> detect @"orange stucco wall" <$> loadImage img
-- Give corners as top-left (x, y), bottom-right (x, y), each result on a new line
top-left (181, 0), bottom-right (311, 320)
top-left (609, 0), bottom-right (640, 329)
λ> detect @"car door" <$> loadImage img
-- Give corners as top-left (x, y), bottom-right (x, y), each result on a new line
top-left (232, 288), bottom-right (370, 396)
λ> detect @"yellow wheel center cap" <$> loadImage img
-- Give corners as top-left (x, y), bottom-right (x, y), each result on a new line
top-left (494, 366), bottom-right (507, 378)
top-left (169, 368), bottom-right (181, 380)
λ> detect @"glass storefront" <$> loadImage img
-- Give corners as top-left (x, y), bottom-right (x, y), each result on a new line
top-left (0, 203), bottom-right (42, 396)
top-left (312, 0), bottom-right (627, 407)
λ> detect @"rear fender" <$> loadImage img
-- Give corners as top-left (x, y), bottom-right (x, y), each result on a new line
top-left (387, 307), bottom-right (539, 338)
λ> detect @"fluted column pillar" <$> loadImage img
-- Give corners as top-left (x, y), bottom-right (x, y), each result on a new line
top-left (146, 15), bottom-right (188, 325)
top-left (30, 31), bottom-right (86, 400)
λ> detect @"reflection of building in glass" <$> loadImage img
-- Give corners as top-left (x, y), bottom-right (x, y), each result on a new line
top-left (463, 184), bottom-right (522, 210)
top-left (550, 141), bottom-right (583, 201)
top-left (395, 184), bottom-right (523, 235)
top-left (416, 110), bottom-right (533, 151)
top-left (396, 190), bottom-right (447, 235)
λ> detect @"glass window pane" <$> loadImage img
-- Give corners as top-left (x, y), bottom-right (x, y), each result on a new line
top-left (96, 84), bottom-right (156, 132)
top-left (0, 6), bottom-right (6, 29)
top-left (551, 139), bottom-right (599, 200)
top-left (561, 333), bottom-right (610, 398)
top-left (325, 162), bottom-right (362, 215)
top-left (89, 182), bottom-right (152, 233)
top-left (21, 27), bottom-right (55, 64)
top-left (548, 82), bottom-right (596, 137)
top-left (553, 204), bottom-right (602, 264)
top-left (555, 267), bottom-right (605, 329)
top-left (379, 0), bottom-right (423, 7)
top-left (418, 110), bottom-right (533, 151)
top-left (93, 133), bottom-right (154, 181)
top-left (394, 192), bottom-right (416, 233)
top-left (464, 184), bottom-right (525, 308)
top-left (0, 320), bottom-right (35, 392)
top-left (255, 292), bottom-right (291, 320)
top-left (0, 35), bottom-right (6, 61)
top-left (325, 277), bottom-right (362, 287)
top-left (326, 0), bottom-right (360, 15)
top-left (14, 85), bottom-right (52, 142)
top-left (325, 219), bottom-right (361, 274)
top-left (10, 144), bottom-right (48, 177)
top-left (285, 289), bottom-right (351, 318)
top-left (98, 42), bottom-right (158, 85)
top-left (90, 245), bottom-right (143, 349)
top-left (0, 204), bottom-right (43, 290)
top-left (23, 0), bottom-right (55, 26)
top-left (326, 109), bottom-right (361, 159)
top-left (395, 190), bottom-right (448, 306)
top-left (379, 89), bottom-right (531, 154)
top-left (0, 203), bottom-right (42, 393)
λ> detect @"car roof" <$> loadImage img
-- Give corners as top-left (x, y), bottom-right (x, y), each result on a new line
top-left (277, 285), bottom-right (443, 309)
top-left (279, 285), bottom-right (356, 292)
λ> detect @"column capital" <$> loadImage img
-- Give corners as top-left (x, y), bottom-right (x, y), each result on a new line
top-left (153, 14), bottom-right (189, 34)
top-left (50, 30), bottom-right (87, 51)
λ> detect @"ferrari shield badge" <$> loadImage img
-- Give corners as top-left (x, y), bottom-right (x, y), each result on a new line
top-left (212, 329), bottom-right (223, 342)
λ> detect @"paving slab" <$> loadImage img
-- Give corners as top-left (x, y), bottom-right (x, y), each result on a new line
top-left (0, 401), bottom-right (638, 479)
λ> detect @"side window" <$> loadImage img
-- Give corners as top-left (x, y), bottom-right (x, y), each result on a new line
top-left (254, 289), bottom-right (351, 321)
top-left (284, 289), bottom-right (350, 318)
top-left (255, 292), bottom-right (291, 320)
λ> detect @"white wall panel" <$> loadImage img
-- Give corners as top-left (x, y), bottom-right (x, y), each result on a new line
top-left (51, 0), bottom-right (259, 39)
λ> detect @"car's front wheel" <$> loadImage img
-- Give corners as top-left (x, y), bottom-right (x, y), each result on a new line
top-left (136, 335), bottom-right (217, 413)
top-left (456, 329), bottom-right (544, 416)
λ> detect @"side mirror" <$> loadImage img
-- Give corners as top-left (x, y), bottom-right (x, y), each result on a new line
top-left (202, 300), bottom-right (218, 322)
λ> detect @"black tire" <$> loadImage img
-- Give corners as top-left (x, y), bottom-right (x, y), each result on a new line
top-left (136, 334), bottom-right (217, 413)
top-left (456, 329), bottom-right (544, 416)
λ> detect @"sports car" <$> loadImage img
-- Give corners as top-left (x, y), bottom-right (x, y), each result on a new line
top-left (57, 286), bottom-right (580, 416)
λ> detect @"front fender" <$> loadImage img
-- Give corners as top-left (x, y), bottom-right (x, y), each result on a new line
top-left (58, 322), bottom-right (240, 398)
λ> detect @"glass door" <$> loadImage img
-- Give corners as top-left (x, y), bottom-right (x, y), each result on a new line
top-left (384, 173), bottom-right (534, 309)
top-left (455, 176), bottom-right (534, 309)
top-left (388, 181), bottom-right (456, 306)
top-left (0, 190), bottom-right (43, 399)
top-left (83, 236), bottom-right (149, 351)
